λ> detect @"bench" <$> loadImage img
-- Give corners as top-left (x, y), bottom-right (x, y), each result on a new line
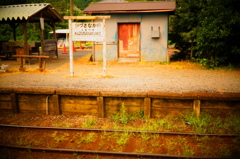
top-left (12, 55), bottom-right (50, 72)
top-left (0, 55), bottom-right (7, 61)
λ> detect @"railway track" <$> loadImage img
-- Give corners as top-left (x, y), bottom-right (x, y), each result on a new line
top-left (0, 124), bottom-right (239, 159)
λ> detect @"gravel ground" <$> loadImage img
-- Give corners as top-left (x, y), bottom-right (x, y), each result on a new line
top-left (0, 50), bottom-right (240, 93)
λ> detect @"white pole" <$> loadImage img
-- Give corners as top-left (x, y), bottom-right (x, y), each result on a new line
top-left (103, 19), bottom-right (107, 75)
top-left (69, 19), bottom-right (74, 77)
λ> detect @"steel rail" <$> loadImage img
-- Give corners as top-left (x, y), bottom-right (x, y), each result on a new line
top-left (0, 124), bottom-right (239, 137)
top-left (0, 144), bottom-right (229, 159)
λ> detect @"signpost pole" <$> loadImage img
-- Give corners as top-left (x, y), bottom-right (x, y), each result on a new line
top-left (64, 16), bottom-right (110, 77)
top-left (103, 19), bottom-right (107, 75)
top-left (69, 19), bottom-right (74, 77)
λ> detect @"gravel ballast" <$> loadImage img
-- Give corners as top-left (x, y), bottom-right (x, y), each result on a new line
top-left (0, 51), bottom-right (239, 93)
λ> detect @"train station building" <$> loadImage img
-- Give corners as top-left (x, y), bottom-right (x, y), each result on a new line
top-left (83, 0), bottom-right (176, 62)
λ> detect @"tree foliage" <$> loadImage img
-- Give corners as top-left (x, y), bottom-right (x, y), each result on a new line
top-left (0, 0), bottom-right (81, 42)
top-left (170, 0), bottom-right (240, 67)
top-left (0, 0), bottom-right (165, 42)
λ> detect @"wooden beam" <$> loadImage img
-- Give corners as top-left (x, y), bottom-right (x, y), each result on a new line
top-left (20, 23), bottom-right (29, 55)
top-left (64, 16), bottom-right (111, 20)
top-left (8, 22), bottom-right (19, 41)
top-left (193, 100), bottom-right (201, 118)
top-left (144, 97), bottom-right (151, 118)
top-left (52, 95), bottom-right (60, 115)
top-left (97, 97), bottom-right (105, 118)
top-left (12, 55), bottom-right (49, 58)
top-left (10, 93), bottom-right (18, 114)
top-left (47, 21), bottom-right (58, 58)
top-left (39, 22), bottom-right (44, 55)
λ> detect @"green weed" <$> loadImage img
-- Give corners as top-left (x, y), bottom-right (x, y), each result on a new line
top-left (111, 103), bottom-right (130, 124)
top-left (219, 145), bottom-right (232, 157)
top-left (183, 145), bottom-right (194, 156)
top-left (83, 133), bottom-right (96, 144)
top-left (54, 136), bottom-right (65, 143)
top-left (50, 131), bottom-right (67, 143)
top-left (116, 132), bottom-right (130, 145)
top-left (185, 112), bottom-right (212, 133)
top-left (140, 132), bottom-right (150, 141)
top-left (16, 138), bottom-right (24, 146)
top-left (82, 116), bottom-right (97, 128)
top-left (194, 135), bottom-right (210, 142)
top-left (32, 141), bottom-right (43, 146)
top-left (166, 139), bottom-right (177, 151)
top-left (135, 109), bottom-right (145, 119)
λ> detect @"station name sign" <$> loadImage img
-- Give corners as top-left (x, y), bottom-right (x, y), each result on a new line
top-left (72, 22), bottom-right (103, 41)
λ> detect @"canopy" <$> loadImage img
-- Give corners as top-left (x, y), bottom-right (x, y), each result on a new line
top-left (0, 3), bottom-right (64, 23)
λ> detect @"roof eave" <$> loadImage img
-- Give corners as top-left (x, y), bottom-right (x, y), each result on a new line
top-left (83, 9), bottom-right (175, 14)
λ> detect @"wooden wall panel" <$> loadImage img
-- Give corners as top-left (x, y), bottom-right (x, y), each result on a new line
top-left (201, 100), bottom-right (240, 109)
top-left (0, 93), bottom-right (11, 110)
top-left (17, 94), bottom-right (52, 114)
top-left (105, 97), bottom-right (144, 117)
top-left (152, 99), bottom-right (192, 109)
top-left (60, 96), bottom-right (97, 115)
top-left (151, 99), bottom-right (192, 118)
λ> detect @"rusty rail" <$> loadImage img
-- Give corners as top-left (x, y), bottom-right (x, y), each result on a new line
top-left (0, 124), bottom-right (239, 137)
top-left (0, 124), bottom-right (237, 159)
top-left (0, 144), bottom-right (229, 159)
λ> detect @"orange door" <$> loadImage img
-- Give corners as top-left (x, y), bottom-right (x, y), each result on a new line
top-left (118, 23), bottom-right (140, 58)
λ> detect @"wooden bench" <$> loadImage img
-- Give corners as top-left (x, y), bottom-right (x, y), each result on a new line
top-left (0, 55), bottom-right (7, 61)
top-left (12, 55), bottom-right (49, 72)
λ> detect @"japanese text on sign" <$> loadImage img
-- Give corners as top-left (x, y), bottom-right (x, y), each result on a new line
top-left (72, 22), bottom-right (103, 41)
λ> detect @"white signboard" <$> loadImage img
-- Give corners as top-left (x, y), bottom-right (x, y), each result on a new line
top-left (72, 22), bottom-right (103, 41)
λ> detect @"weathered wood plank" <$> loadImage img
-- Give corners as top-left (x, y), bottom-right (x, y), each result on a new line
top-left (17, 94), bottom-right (50, 102)
top-left (193, 100), bottom-right (201, 118)
top-left (144, 97), bottom-right (151, 118)
top-left (10, 93), bottom-right (18, 113)
top-left (0, 102), bottom-right (11, 110)
top-left (0, 94), bottom-right (11, 101)
top-left (12, 55), bottom-right (49, 58)
top-left (61, 104), bottom-right (97, 114)
top-left (97, 96), bottom-right (104, 118)
top-left (56, 89), bottom-right (99, 96)
top-left (0, 88), bottom-right (13, 93)
top-left (151, 108), bottom-right (189, 118)
top-left (105, 104), bottom-right (143, 118)
top-left (148, 91), bottom-right (181, 99)
top-left (52, 95), bottom-right (60, 115)
top-left (60, 96), bottom-right (97, 105)
top-left (201, 100), bottom-right (240, 109)
top-left (152, 99), bottom-right (192, 109)
top-left (14, 88), bottom-right (55, 94)
top-left (104, 97), bottom-right (144, 106)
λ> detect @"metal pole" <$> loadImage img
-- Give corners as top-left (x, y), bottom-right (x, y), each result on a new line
top-left (69, 19), bottom-right (74, 77)
top-left (103, 19), bottom-right (107, 75)
top-left (69, 0), bottom-right (74, 76)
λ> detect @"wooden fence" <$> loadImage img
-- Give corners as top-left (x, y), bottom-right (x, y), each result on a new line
top-left (0, 88), bottom-right (239, 118)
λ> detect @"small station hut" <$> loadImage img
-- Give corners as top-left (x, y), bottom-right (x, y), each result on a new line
top-left (83, 0), bottom-right (176, 62)
top-left (0, 3), bottom-right (64, 57)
